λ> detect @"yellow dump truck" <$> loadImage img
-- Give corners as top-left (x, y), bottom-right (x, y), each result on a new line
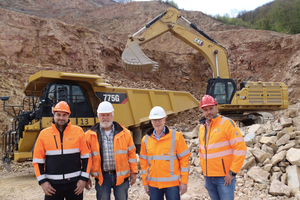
top-left (1, 70), bottom-right (199, 169)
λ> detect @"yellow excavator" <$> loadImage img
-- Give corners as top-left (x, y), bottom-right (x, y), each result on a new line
top-left (122, 7), bottom-right (288, 124)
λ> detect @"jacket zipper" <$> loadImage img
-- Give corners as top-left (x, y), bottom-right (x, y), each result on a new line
top-left (221, 159), bottom-right (226, 175)
top-left (205, 120), bottom-right (213, 176)
top-left (59, 130), bottom-right (65, 180)
top-left (53, 135), bottom-right (58, 149)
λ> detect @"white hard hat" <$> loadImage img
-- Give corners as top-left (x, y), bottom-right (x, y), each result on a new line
top-left (149, 106), bottom-right (166, 119)
top-left (97, 101), bottom-right (114, 114)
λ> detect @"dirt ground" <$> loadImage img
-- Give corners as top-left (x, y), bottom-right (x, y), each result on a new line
top-left (0, 160), bottom-right (294, 200)
top-left (0, 161), bottom-right (209, 200)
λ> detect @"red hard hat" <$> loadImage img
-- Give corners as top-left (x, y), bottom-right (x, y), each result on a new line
top-left (200, 95), bottom-right (218, 108)
top-left (52, 101), bottom-right (71, 115)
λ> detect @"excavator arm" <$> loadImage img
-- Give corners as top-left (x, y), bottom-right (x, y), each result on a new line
top-left (122, 7), bottom-right (231, 78)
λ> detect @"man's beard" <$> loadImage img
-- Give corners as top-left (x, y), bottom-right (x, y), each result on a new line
top-left (55, 120), bottom-right (68, 128)
top-left (100, 120), bottom-right (113, 129)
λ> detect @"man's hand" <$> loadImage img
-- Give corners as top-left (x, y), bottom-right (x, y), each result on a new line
top-left (74, 180), bottom-right (86, 195)
top-left (129, 173), bottom-right (137, 186)
top-left (144, 184), bottom-right (150, 195)
top-left (85, 178), bottom-right (92, 190)
top-left (224, 174), bottom-right (234, 186)
top-left (180, 182), bottom-right (187, 195)
top-left (41, 182), bottom-right (56, 196)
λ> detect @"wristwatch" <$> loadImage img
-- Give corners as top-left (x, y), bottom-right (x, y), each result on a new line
top-left (229, 170), bottom-right (237, 176)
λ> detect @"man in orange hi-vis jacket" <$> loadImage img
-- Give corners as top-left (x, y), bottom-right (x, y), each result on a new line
top-left (198, 95), bottom-right (247, 200)
top-left (85, 101), bottom-right (138, 200)
top-left (140, 106), bottom-right (191, 200)
top-left (33, 101), bottom-right (92, 200)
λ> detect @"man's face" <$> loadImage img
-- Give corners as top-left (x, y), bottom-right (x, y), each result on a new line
top-left (151, 117), bottom-right (166, 133)
top-left (53, 111), bottom-right (69, 127)
top-left (201, 105), bottom-right (218, 121)
top-left (98, 113), bottom-right (113, 130)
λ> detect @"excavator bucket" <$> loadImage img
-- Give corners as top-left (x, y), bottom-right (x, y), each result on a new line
top-left (122, 41), bottom-right (159, 72)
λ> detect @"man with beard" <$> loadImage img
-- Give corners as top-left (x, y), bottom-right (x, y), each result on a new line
top-left (33, 101), bottom-right (91, 200)
top-left (85, 101), bottom-right (138, 200)
top-left (198, 95), bottom-right (247, 200)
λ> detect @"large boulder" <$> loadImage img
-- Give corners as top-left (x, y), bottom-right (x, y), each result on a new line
top-left (286, 148), bottom-right (300, 167)
top-left (247, 166), bottom-right (270, 184)
top-left (276, 133), bottom-right (290, 146)
top-left (269, 179), bottom-right (291, 197)
top-left (247, 124), bottom-right (261, 134)
top-left (277, 140), bottom-right (297, 153)
top-left (244, 132), bottom-right (255, 146)
top-left (286, 165), bottom-right (300, 196)
top-left (260, 136), bottom-right (277, 145)
top-left (261, 144), bottom-right (274, 156)
top-left (241, 150), bottom-right (256, 170)
top-left (280, 117), bottom-right (293, 128)
top-left (252, 148), bottom-right (271, 163)
top-left (287, 108), bottom-right (298, 118)
top-left (293, 116), bottom-right (300, 127)
top-left (271, 150), bottom-right (287, 166)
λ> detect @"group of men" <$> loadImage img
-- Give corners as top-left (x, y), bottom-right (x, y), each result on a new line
top-left (32, 95), bottom-right (247, 200)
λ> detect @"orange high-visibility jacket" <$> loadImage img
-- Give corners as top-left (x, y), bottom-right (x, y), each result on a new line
top-left (32, 121), bottom-right (92, 185)
top-left (140, 126), bottom-right (191, 189)
top-left (85, 122), bottom-right (138, 186)
top-left (198, 115), bottom-right (247, 177)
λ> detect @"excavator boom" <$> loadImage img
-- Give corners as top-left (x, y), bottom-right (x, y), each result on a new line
top-left (122, 7), bottom-right (231, 78)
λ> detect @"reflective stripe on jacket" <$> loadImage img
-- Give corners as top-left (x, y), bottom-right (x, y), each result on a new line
top-left (32, 121), bottom-right (92, 185)
top-left (85, 121), bottom-right (138, 186)
top-left (140, 126), bottom-right (191, 189)
top-left (198, 115), bottom-right (247, 177)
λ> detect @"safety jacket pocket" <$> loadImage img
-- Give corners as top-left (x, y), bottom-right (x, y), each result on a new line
top-left (221, 159), bottom-right (226, 175)
top-left (53, 135), bottom-right (58, 149)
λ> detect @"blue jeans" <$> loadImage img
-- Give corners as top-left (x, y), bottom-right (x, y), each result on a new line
top-left (204, 176), bottom-right (236, 200)
top-left (149, 185), bottom-right (180, 200)
top-left (95, 173), bottom-right (129, 200)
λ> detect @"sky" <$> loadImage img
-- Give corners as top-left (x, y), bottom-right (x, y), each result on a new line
top-left (132, 0), bottom-right (274, 17)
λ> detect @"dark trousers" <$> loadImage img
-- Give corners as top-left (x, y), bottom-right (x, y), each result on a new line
top-left (45, 181), bottom-right (83, 200)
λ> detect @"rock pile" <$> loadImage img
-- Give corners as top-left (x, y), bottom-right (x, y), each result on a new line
top-left (180, 107), bottom-right (300, 199)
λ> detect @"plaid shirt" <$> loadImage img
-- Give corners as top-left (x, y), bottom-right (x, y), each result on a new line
top-left (100, 125), bottom-right (116, 171)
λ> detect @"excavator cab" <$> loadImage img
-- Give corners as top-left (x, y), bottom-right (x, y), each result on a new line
top-left (206, 78), bottom-right (236, 105)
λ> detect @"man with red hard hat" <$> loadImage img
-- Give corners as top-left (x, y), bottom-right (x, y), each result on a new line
top-left (198, 95), bottom-right (247, 200)
top-left (33, 101), bottom-right (91, 200)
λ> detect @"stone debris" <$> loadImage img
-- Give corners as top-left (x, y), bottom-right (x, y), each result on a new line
top-left (182, 107), bottom-right (300, 199)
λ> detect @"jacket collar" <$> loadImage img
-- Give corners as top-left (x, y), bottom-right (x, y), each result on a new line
top-left (51, 119), bottom-right (71, 132)
top-left (199, 114), bottom-right (220, 125)
top-left (146, 125), bottom-right (170, 136)
top-left (90, 121), bottom-right (124, 136)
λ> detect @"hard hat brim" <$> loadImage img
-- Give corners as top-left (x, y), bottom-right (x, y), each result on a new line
top-left (149, 115), bottom-right (166, 120)
top-left (200, 103), bottom-right (218, 108)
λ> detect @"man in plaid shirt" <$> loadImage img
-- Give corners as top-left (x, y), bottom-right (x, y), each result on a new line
top-left (85, 101), bottom-right (138, 200)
